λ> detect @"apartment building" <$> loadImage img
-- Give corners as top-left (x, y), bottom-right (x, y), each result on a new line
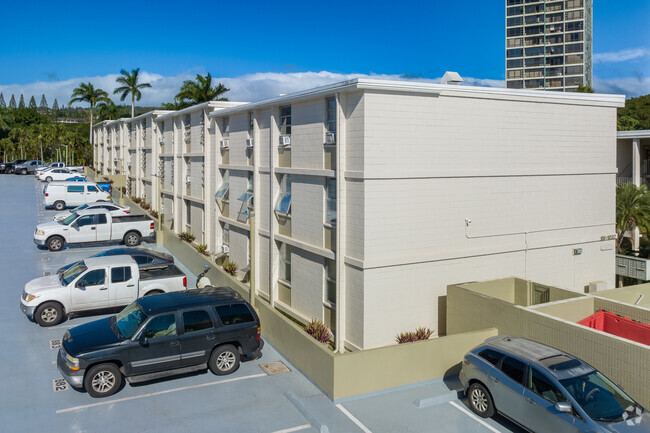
top-left (93, 78), bottom-right (623, 350)
top-left (506, 0), bottom-right (593, 91)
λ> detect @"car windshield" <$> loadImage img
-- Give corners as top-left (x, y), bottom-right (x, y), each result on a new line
top-left (560, 371), bottom-right (641, 422)
top-left (61, 213), bottom-right (79, 225)
top-left (60, 263), bottom-right (87, 286)
top-left (114, 301), bottom-right (148, 339)
top-left (71, 204), bottom-right (88, 212)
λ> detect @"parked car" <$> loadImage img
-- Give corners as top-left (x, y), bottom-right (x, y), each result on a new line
top-left (33, 209), bottom-right (156, 251)
top-left (56, 286), bottom-right (263, 397)
top-left (44, 181), bottom-right (110, 210)
top-left (13, 159), bottom-right (43, 175)
top-left (0, 159), bottom-right (28, 173)
top-left (35, 163), bottom-right (64, 177)
top-left (460, 336), bottom-right (650, 433)
top-left (38, 168), bottom-right (80, 182)
top-left (20, 255), bottom-right (187, 327)
top-left (45, 176), bottom-right (112, 192)
top-left (53, 202), bottom-right (129, 221)
top-left (57, 247), bottom-right (173, 274)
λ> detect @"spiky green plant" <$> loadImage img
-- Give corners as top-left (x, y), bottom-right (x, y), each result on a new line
top-left (223, 261), bottom-right (238, 276)
top-left (305, 319), bottom-right (332, 344)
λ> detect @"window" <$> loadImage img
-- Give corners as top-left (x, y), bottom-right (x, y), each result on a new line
top-left (326, 178), bottom-right (336, 225)
top-left (506, 27), bottom-right (523, 37)
top-left (524, 47), bottom-right (543, 57)
top-left (524, 4), bottom-right (543, 13)
top-left (325, 97), bottom-right (336, 134)
top-left (222, 223), bottom-right (230, 246)
top-left (275, 174), bottom-right (292, 216)
top-left (507, 70), bottom-right (523, 79)
top-left (507, 6), bottom-right (523, 16)
top-left (506, 38), bottom-right (523, 48)
top-left (142, 314), bottom-right (177, 339)
top-left (279, 106), bottom-right (291, 135)
top-left (248, 112), bottom-right (254, 133)
top-left (525, 25), bottom-right (544, 36)
top-left (478, 349), bottom-right (506, 366)
top-left (133, 256), bottom-right (155, 266)
top-left (325, 259), bottom-right (336, 304)
top-left (565, 9), bottom-right (583, 20)
top-left (565, 43), bottom-right (583, 54)
top-left (77, 269), bottom-right (105, 287)
top-left (507, 59), bottom-right (523, 69)
top-left (215, 170), bottom-right (229, 201)
top-left (500, 356), bottom-right (526, 384)
top-left (87, 185), bottom-right (99, 192)
top-left (111, 266), bottom-right (132, 283)
top-left (507, 16), bottom-right (522, 27)
top-left (507, 48), bottom-right (523, 58)
top-left (565, 0), bottom-right (583, 9)
top-left (506, 81), bottom-right (524, 89)
top-left (76, 215), bottom-right (95, 227)
top-left (97, 214), bottom-right (107, 225)
top-left (222, 117), bottom-right (230, 137)
top-left (546, 45), bottom-right (563, 55)
top-left (566, 21), bottom-right (584, 32)
top-left (67, 185), bottom-right (84, 193)
top-left (183, 310), bottom-right (213, 333)
top-left (565, 54), bottom-right (583, 65)
top-left (215, 304), bottom-right (254, 326)
top-left (566, 32), bottom-right (583, 42)
top-left (279, 243), bottom-right (291, 283)
top-left (528, 368), bottom-right (567, 404)
top-left (565, 65), bottom-right (583, 75)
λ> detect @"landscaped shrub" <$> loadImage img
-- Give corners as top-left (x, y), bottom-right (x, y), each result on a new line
top-left (141, 202), bottom-right (151, 210)
top-left (395, 327), bottom-right (433, 344)
top-left (305, 319), bottom-right (332, 344)
top-left (150, 210), bottom-right (159, 219)
top-left (179, 231), bottom-right (196, 243)
top-left (223, 261), bottom-right (238, 276)
top-left (119, 186), bottom-right (126, 194)
top-left (132, 197), bottom-right (142, 204)
top-left (197, 244), bottom-right (209, 256)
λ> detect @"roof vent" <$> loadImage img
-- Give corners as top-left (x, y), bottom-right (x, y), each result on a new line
top-left (441, 71), bottom-right (463, 85)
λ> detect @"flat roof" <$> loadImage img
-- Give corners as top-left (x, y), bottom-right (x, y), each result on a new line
top-left (207, 77), bottom-right (625, 119)
top-left (155, 101), bottom-right (246, 122)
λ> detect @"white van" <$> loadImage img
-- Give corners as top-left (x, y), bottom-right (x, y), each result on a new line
top-left (44, 182), bottom-right (112, 210)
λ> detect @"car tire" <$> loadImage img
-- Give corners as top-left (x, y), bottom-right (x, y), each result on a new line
top-left (45, 176), bottom-right (53, 182)
top-left (468, 382), bottom-right (495, 418)
top-left (84, 363), bottom-right (122, 398)
top-left (21, 168), bottom-right (27, 175)
top-left (53, 201), bottom-right (65, 211)
top-left (47, 236), bottom-right (64, 252)
top-left (35, 302), bottom-right (64, 327)
top-left (124, 231), bottom-right (141, 246)
top-left (208, 344), bottom-right (240, 376)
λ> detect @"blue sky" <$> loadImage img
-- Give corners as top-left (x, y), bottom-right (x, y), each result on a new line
top-left (0, 0), bottom-right (648, 106)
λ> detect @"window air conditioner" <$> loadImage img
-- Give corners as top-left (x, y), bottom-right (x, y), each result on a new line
top-left (279, 135), bottom-right (291, 146)
top-left (159, 137), bottom-right (164, 144)
top-left (220, 140), bottom-right (229, 148)
top-left (325, 132), bottom-right (336, 145)
top-left (246, 138), bottom-right (254, 148)
top-left (221, 245), bottom-right (229, 254)
top-left (114, 157), bottom-right (120, 162)
top-left (186, 176), bottom-right (192, 183)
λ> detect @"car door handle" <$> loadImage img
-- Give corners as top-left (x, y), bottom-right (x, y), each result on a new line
top-left (170, 340), bottom-right (180, 346)
top-left (206, 334), bottom-right (216, 340)
top-left (488, 375), bottom-right (499, 383)
top-left (127, 284), bottom-right (135, 287)
top-left (526, 397), bottom-right (536, 405)
top-left (99, 287), bottom-right (108, 290)
top-left (91, 227), bottom-right (96, 230)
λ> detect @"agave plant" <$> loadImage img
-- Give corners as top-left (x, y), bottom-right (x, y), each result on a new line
top-left (197, 244), bottom-right (209, 256)
top-left (305, 319), bottom-right (332, 344)
top-left (223, 261), bottom-right (238, 276)
top-left (395, 327), bottom-right (433, 344)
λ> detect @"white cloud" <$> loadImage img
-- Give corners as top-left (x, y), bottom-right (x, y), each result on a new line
top-left (594, 48), bottom-right (649, 63)
top-left (0, 69), bottom-right (647, 109)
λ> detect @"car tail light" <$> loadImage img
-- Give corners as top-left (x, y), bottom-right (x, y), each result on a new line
top-left (124, 210), bottom-right (130, 214)
top-left (150, 222), bottom-right (155, 229)
top-left (45, 193), bottom-right (48, 197)
top-left (257, 326), bottom-right (261, 341)
top-left (183, 276), bottom-right (187, 288)
top-left (463, 357), bottom-right (471, 366)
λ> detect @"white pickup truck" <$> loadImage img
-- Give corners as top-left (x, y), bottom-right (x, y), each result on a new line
top-left (20, 256), bottom-right (187, 327)
top-left (34, 209), bottom-right (156, 252)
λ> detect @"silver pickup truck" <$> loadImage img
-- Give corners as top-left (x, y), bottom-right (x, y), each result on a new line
top-left (20, 255), bottom-right (187, 327)
top-left (34, 209), bottom-right (155, 251)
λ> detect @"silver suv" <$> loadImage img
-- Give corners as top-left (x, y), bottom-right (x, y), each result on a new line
top-left (459, 336), bottom-right (649, 432)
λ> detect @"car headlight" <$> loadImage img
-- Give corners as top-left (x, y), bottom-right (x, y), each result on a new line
top-left (23, 293), bottom-right (37, 302)
top-left (36, 230), bottom-right (45, 236)
top-left (60, 347), bottom-right (80, 370)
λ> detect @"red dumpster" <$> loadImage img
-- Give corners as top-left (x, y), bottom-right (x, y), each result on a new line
top-left (578, 309), bottom-right (650, 345)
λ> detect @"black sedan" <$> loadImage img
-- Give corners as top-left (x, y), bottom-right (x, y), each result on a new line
top-left (57, 248), bottom-right (174, 274)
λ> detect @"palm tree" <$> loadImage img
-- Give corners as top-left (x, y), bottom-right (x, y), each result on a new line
top-left (69, 82), bottom-right (111, 144)
top-left (114, 68), bottom-right (152, 118)
top-left (577, 84), bottom-right (595, 93)
top-left (616, 182), bottom-right (650, 253)
top-left (97, 100), bottom-right (129, 121)
top-left (161, 100), bottom-right (189, 110)
top-left (174, 73), bottom-right (229, 106)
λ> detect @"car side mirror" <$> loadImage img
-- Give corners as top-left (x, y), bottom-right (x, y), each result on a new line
top-left (138, 334), bottom-right (149, 346)
top-left (555, 402), bottom-right (572, 413)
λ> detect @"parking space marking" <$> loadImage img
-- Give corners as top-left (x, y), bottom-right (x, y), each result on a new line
top-left (56, 373), bottom-right (267, 414)
top-left (270, 424), bottom-right (311, 433)
top-left (49, 339), bottom-right (61, 349)
top-left (53, 378), bottom-right (69, 392)
top-left (449, 401), bottom-right (501, 433)
top-left (335, 403), bottom-right (372, 433)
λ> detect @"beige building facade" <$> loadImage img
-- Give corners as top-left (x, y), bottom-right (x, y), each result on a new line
top-left (93, 78), bottom-right (623, 350)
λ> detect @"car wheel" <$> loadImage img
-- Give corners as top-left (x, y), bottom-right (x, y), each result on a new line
top-left (468, 383), bottom-right (495, 418)
top-left (84, 363), bottom-right (122, 398)
top-left (124, 231), bottom-right (141, 246)
top-left (35, 302), bottom-right (64, 327)
top-left (45, 176), bottom-right (53, 182)
top-left (53, 201), bottom-right (65, 211)
top-left (21, 168), bottom-right (27, 175)
top-left (209, 344), bottom-right (240, 375)
top-left (47, 236), bottom-right (64, 252)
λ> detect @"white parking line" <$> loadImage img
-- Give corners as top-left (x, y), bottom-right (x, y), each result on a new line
top-left (449, 401), bottom-right (502, 433)
top-left (56, 373), bottom-right (266, 414)
top-left (270, 424), bottom-right (311, 433)
top-left (336, 403), bottom-right (372, 433)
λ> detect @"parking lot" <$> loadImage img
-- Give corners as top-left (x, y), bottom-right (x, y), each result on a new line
top-left (0, 174), bottom-right (524, 433)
